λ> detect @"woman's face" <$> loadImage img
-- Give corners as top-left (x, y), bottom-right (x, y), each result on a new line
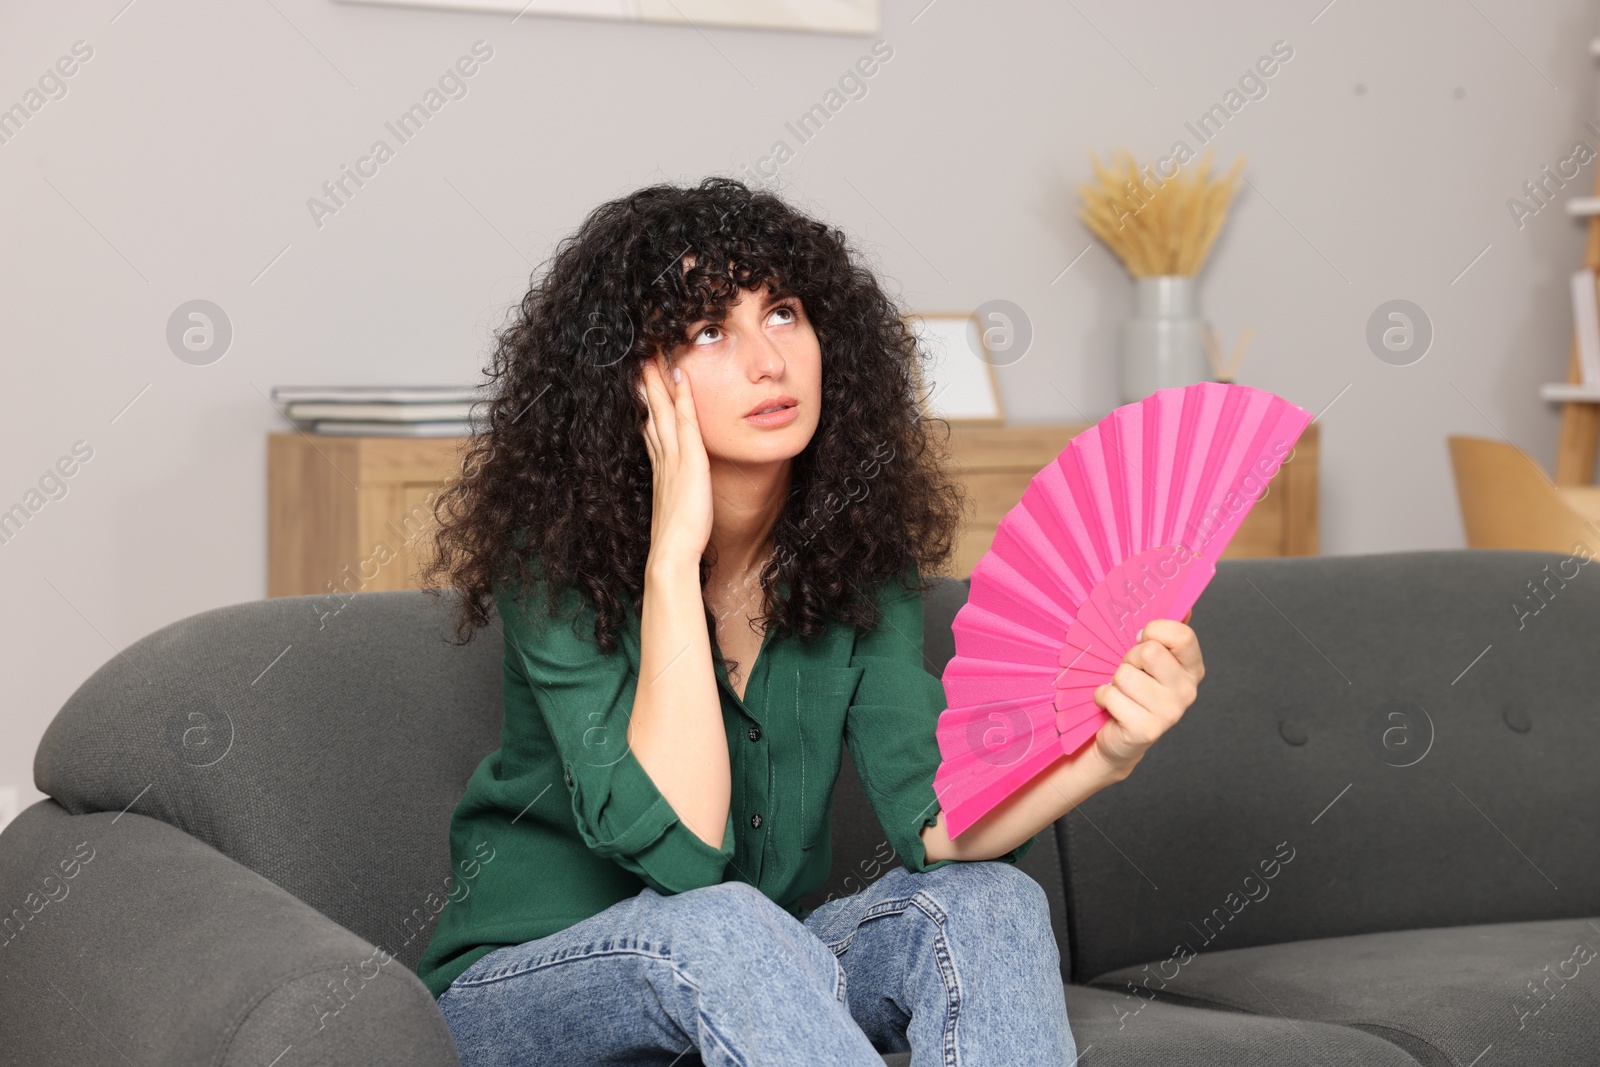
top-left (666, 282), bottom-right (822, 467)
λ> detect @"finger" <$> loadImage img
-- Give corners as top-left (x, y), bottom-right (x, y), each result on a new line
top-left (637, 366), bottom-right (661, 463)
top-left (1125, 638), bottom-right (1190, 695)
top-left (1093, 679), bottom-right (1161, 748)
top-left (641, 354), bottom-right (677, 458)
top-left (1106, 659), bottom-right (1189, 728)
top-left (1139, 618), bottom-right (1204, 680)
top-left (650, 354), bottom-right (679, 456)
top-left (661, 354), bottom-right (705, 469)
top-left (670, 361), bottom-right (703, 440)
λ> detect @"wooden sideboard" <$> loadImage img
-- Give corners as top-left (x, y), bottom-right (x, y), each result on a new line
top-left (267, 422), bottom-right (1318, 597)
top-left (267, 434), bottom-right (471, 599)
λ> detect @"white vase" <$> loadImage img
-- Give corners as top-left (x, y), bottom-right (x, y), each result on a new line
top-left (1119, 275), bottom-right (1213, 405)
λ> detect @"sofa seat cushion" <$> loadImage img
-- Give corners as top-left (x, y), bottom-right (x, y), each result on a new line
top-left (674, 983), bottom-right (1416, 1065)
top-left (1061, 984), bottom-right (1420, 1065)
top-left (1089, 918), bottom-right (1600, 1067)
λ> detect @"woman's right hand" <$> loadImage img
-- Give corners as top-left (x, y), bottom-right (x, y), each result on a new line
top-left (638, 352), bottom-right (714, 565)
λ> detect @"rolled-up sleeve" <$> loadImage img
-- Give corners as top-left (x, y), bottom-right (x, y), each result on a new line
top-left (497, 579), bottom-right (737, 895)
top-left (844, 565), bottom-right (1038, 873)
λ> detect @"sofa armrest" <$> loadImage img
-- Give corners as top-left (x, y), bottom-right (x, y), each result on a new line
top-left (0, 800), bottom-right (459, 1067)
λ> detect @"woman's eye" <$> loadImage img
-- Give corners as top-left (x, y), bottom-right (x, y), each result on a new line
top-left (690, 305), bottom-right (795, 344)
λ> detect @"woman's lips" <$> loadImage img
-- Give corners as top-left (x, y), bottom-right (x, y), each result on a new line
top-left (743, 403), bottom-right (799, 427)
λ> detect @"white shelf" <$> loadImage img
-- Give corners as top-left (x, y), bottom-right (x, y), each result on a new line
top-left (1541, 382), bottom-right (1600, 401)
top-left (1569, 197), bottom-right (1600, 216)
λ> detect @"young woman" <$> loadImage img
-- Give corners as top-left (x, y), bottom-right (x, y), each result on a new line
top-left (414, 176), bottom-right (1204, 1066)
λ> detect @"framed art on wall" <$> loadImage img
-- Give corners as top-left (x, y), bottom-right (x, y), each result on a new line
top-left (906, 311), bottom-right (1006, 425)
top-left (330, 0), bottom-right (881, 35)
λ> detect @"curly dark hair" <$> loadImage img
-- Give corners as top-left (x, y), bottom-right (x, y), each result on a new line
top-left (419, 175), bottom-right (966, 663)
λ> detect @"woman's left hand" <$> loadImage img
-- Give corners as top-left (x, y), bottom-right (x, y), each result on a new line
top-left (1089, 609), bottom-right (1205, 780)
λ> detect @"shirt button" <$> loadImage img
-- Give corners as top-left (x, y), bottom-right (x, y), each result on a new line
top-left (747, 726), bottom-right (762, 742)
top-left (564, 768), bottom-right (573, 788)
top-left (750, 813), bottom-right (763, 829)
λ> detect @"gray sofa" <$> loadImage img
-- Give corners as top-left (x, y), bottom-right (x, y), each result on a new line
top-left (3, 549), bottom-right (1598, 1066)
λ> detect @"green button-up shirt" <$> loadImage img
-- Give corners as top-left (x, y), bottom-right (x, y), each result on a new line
top-left (415, 562), bottom-right (1038, 1001)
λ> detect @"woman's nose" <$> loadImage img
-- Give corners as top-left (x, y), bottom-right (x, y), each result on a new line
top-left (745, 326), bottom-right (785, 373)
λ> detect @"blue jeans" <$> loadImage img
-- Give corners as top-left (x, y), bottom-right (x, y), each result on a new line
top-left (438, 860), bottom-right (1077, 1066)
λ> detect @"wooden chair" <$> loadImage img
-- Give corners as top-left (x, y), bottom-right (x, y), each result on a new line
top-left (1448, 435), bottom-right (1600, 552)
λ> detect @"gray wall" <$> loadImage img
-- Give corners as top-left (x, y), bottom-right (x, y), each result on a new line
top-left (1, 0), bottom-right (1595, 819)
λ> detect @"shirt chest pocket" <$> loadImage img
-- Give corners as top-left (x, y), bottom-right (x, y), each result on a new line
top-left (795, 665), bottom-right (864, 851)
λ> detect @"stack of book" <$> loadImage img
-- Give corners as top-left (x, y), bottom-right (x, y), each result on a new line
top-left (269, 385), bottom-right (487, 436)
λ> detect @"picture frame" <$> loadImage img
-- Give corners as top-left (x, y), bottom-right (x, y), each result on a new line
top-left (329, 0), bottom-right (881, 36)
top-left (905, 311), bottom-right (1006, 426)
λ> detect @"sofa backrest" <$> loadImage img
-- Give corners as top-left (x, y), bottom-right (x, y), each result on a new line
top-left (1054, 548), bottom-right (1600, 982)
top-left (35, 588), bottom-right (506, 972)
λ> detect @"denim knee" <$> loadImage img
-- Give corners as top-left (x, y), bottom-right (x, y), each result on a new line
top-left (652, 881), bottom-right (845, 996)
top-left (658, 879), bottom-right (792, 936)
top-left (908, 861), bottom-right (1051, 936)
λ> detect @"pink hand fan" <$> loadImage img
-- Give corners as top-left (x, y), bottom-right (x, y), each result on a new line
top-left (933, 382), bottom-right (1313, 839)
